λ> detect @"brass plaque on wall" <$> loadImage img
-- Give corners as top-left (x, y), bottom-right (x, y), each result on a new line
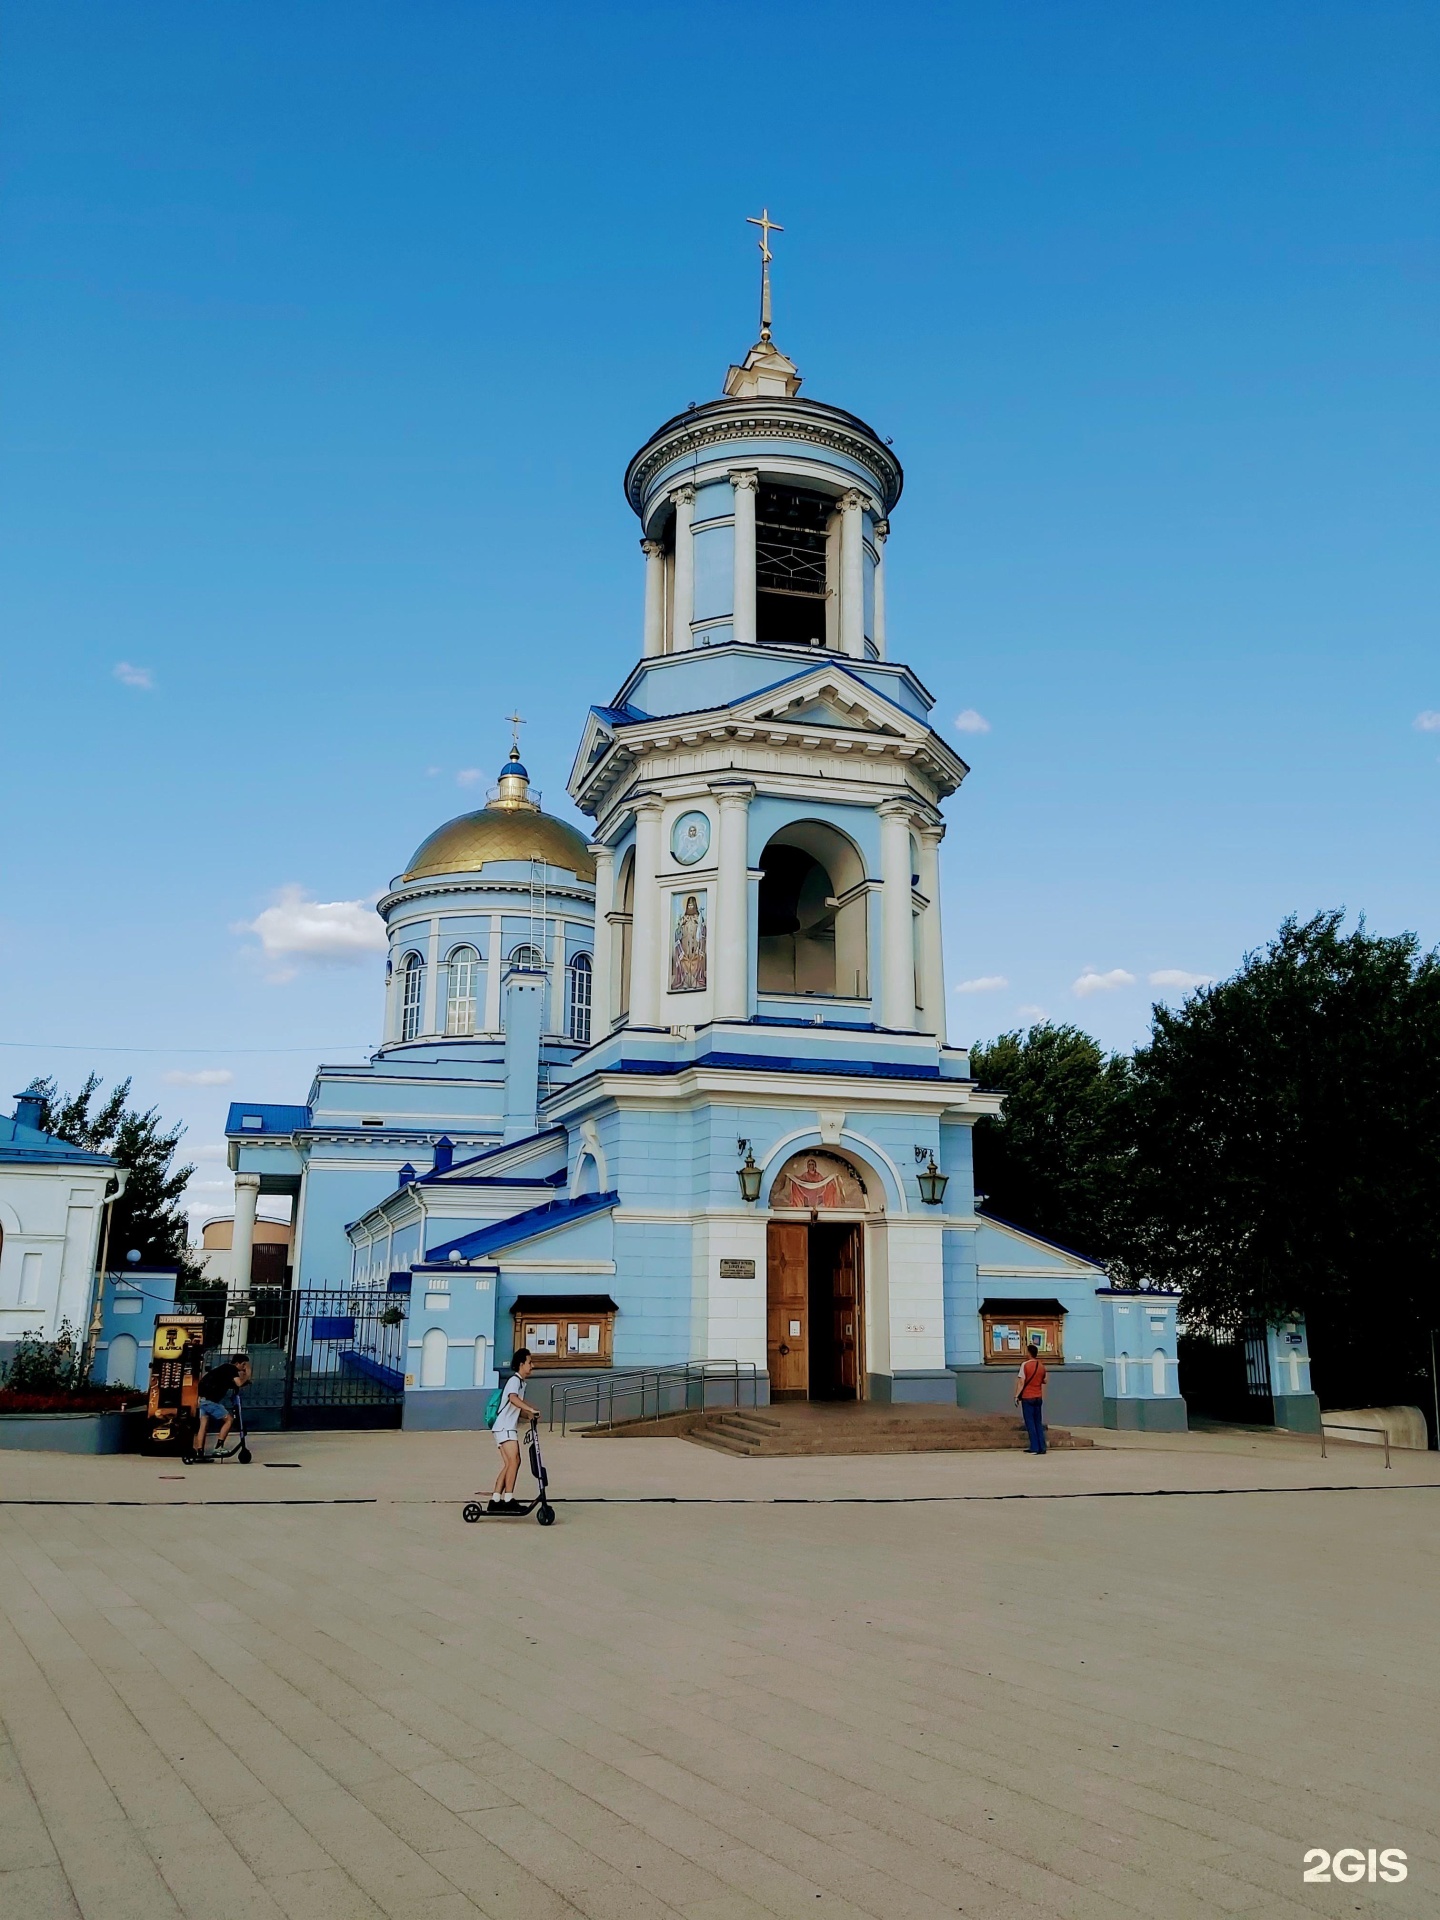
top-left (719, 1258), bottom-right (757, 1279)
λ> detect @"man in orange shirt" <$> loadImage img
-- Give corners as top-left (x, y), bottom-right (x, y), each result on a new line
top-left (1014, 1342), bottom-right (1047, 1454)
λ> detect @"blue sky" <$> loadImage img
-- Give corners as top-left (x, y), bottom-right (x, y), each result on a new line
top-left (2, 2), bottom-right (1436, 1227)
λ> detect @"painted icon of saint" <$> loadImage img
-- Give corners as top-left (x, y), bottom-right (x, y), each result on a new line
top-left (670, 891), bottom-right (707, 992)
top-left (777, 1155), bottom-right (845, 1210)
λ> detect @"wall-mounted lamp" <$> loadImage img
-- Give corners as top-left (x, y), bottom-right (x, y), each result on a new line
top-left (914, 1148), bottom-right (948, 1206)
top-left (736, 1139), bottom-right (763, 1204)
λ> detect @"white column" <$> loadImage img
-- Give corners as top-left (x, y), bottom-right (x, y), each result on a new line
top-left (628, 797), bottom-right (664, 1026)
top-left (671, 485), bottom-right (696, 651)
top-left (824, 505), bottom-right (840, 649)
top-left (712, 781), bottom-right (753, 1020)
top-left (641, 539), bottom-right (666, 656)
top-left (483, 911), bottom-right (503, 1032)
top-left (916, 823), bottom-right (947, 1044)
top-left (878, 800), bottom-right (916, 1031)
top-left (730, 470), bottom-right (758, 647)
top-left (872, 517), bottom-right (888, 659)
top-left (549, 915), bottom-right (565, 1036)
top-left (589, 843), bottom-right (614, 1039)
top-left (423, 916), bottom-right (441, 1035)
top-left (839, 489), bottom-right (866, 658)
top-left (226, 1173), bottom-right (260, 1353)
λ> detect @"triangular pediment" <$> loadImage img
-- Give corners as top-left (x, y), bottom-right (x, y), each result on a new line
top-left (739, 668), bottom-right (916, 739)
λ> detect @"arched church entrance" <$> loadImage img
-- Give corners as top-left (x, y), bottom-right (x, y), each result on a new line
top-left (764, 1150), bottom-right (876, 1400)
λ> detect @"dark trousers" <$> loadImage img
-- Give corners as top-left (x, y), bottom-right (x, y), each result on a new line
top-left (1020, 1397), bottom-right (1046, 1453)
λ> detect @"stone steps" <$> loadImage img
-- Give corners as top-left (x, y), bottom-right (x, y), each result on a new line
top-left (683, 1403), bottom-right (1090, 1457)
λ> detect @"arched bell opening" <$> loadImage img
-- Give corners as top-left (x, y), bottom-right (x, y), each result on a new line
top-left (757, 821), bottom-right (868, 1000)
top-left (614, 847), bottom-right (635, 1019)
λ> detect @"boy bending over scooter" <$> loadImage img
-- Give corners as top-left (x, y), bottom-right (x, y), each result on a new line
top-left (192, 1355), bottom-right (251, 1460)
top-left (490, 1348), bottom-right (540, 1511)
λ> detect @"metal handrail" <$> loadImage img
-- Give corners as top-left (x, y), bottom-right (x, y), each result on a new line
top-left (553, 1360), bottom-right (759, 1435)
top-left (1320, 1420), bottom-right (1392, 1469)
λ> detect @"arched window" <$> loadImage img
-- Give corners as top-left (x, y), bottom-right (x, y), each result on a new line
top-left (509, 943), bottom-right (544, 970)
top-left (616, 848), bottom-right (635, 1017)
top-left (106, 1333), bottom-right (139, 1388)
top-left (400, 952), bottom-right (425, 1041)
top-left (757, 822), bottom-right (868, 999)
top-left (568, 953), bottom-right (593, 1044)
top-left (420, 1326), bottom-right (448, 1388)
top-left (445, 945), bottom-right (480, 1036)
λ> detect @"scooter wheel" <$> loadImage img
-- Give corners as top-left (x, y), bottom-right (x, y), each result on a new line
top-left (462, 1503), bottom-right (483, 1524)
top-left (536, 1504), bottom-right (556, 1526)
top-left (237, 1447), bottom-right (252, 1464)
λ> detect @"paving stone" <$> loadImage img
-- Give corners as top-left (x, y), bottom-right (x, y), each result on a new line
top-left (0, 1863), bottom-right (83, 1920)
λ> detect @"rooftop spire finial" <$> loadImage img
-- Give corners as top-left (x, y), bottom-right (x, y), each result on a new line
top-left (746, 207), bottom-right (784, 343)
top-left (506, 710), bottom-right (526, 762)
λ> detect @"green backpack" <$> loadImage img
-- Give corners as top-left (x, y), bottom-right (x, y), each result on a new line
top-left (483, 1386), bottom-right (506, 1429)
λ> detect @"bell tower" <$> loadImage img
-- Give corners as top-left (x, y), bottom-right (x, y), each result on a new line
top-left (568, 220), bottom-right (967, 1052)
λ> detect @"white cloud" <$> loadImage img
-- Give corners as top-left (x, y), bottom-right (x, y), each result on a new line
top-left (237, 886), bottom-right (386, 971)
top-left (1415, 711), bottom-right (1440, 732)
top-left (955, 975), bottom-right (1009, 993)
top-left (113, 661), bottom-right (154, 690)
top-left (1073, 967), bottom-right (1136, 998)
top-left (1016, 1004), bottom-right (1047, 1019)
top-left (455, 768), bottom-right (484, 787)
top-left (162, 1068), bottom-right (234, 1087)
top-left (954, 708), bottom-right (991, 734)
top-left (1148, 968), bottom-right (1213, 991)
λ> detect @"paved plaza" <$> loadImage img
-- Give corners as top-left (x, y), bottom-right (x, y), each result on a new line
top-left (1, 1427), bottom-right (1435, 1920)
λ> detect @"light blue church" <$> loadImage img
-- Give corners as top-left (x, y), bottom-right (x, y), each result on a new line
top-left (226, 291), bottom-right (1195, 1433)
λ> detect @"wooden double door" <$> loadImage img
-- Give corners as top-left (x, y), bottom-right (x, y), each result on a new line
top-left (766, 1221), bottom-right (863, 1400)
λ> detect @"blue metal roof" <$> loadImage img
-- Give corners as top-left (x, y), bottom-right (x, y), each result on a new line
top-left (0, 1114), bottom-right (116, 1167)
top-left (225, 1102), bottom-right (312, 1138)
top-left (425, 1190), bottom-right (618, 1262)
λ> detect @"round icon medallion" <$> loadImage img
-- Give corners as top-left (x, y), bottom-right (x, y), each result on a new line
top-left (670, 810), bottom-right (711, 866)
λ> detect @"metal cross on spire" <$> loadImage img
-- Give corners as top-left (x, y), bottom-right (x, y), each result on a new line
top-left (746, 207), bottom-right (784, 343)
top-left (506, 710), bottom-right (526, 760)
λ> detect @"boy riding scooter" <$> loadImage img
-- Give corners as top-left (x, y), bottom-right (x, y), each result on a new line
top-left (191, 1354), bottom-right (251, 1460)
top-left (489, 1347), bottom-right (540, 1511)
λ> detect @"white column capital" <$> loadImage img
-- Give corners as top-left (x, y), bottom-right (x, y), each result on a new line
top-left (672, 481), bottom-right (697, 506)
top-left (877, 797), bottom-right (916, 824)
top-left (630, 791), bottom-right (665, 820)
top-left (914, 819), bottom-right (945, 848)
top-left (233, 1172), bottom-right (262, 1194)
top-left (873, 517), bottom-right (890, 543)
top-left (588, 839), bottom-right (616, 864)
top-left (640, 537), bottom-right (665, 559)
top-left (728, 468), bottom-right (760, 492)
top-left (709, 779), bottom-right (755, 809)
top-left (839, 487), bottom-right (869, 514)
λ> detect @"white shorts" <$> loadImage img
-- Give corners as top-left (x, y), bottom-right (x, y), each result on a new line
top-left (494, 1427), bottom-right (521, 1449)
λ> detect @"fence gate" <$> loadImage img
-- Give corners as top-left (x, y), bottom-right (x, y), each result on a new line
top-left (192, 1285), bottom-right (406, 1430)
top-left (1176, 1321), bottom-right (1274, 1425)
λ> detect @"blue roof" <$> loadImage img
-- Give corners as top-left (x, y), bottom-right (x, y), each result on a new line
top-left (591, 702), bottom-right (648, 726)
top-left (425, 1190), bottom-right (618, 1262)
top-left (0, 1114), bottom-right (115, 1168)
top-left (225, 1102), bottom-right (312, 1138)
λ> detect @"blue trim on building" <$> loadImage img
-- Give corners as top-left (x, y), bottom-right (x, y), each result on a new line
top-left (425, 1190), bottom-right (619, 1262)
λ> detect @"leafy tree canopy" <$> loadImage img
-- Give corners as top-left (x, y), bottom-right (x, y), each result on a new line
top-left (25, 1073), bottom-right (202, 1282)
top-left (969, 1024), bottom-right (1133, 1267)
top-left (970, 913), bottom-right (1440, 1410)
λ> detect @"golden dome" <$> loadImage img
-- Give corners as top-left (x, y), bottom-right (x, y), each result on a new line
top-left (404, 807), bottom-right (595, 883)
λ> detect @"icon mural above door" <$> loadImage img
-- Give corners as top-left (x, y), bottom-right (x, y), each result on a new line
top-left (768, 1150), bottom-right (870, 1212)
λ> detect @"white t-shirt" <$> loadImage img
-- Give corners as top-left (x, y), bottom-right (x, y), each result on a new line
top-left (493, 1374), bottom-right (525, 1439)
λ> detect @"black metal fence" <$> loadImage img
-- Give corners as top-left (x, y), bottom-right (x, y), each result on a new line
top-left (181, 1285), bottom-right (406, 1430)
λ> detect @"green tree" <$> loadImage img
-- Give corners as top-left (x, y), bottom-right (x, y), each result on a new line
top-left (25, 1074), bottom-right (203, 1282)
top-left (968, 1024), bottom-right (1134, 1267)
top-left (1126, 913), bottom-right (1440, 1408)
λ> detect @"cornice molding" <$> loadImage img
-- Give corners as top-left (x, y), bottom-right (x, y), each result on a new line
top-left (626, 401), bottom-right (903, 517)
